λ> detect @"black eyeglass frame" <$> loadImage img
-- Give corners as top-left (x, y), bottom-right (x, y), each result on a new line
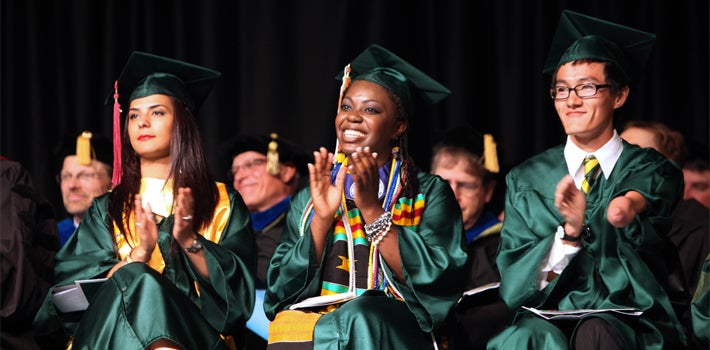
top-left (550, 83), bottom-right (610, 100)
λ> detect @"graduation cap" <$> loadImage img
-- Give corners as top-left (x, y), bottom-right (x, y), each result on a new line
top-left (432, 124), bottom-right (500, 174)
top-left (107, 52), bottom-right (221, 185)
top-left (335, 44), bottom-right (451, 115)
top-left (542, 10), bottom-right (656, 84)
top-left (54, 131), bottom-right (113, 173)
top-left (223, 132), bottom-right (312, 177)
top-left (108, 51), bottom-right (221, 113)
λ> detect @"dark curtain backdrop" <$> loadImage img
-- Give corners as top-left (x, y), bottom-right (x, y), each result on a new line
top-left (2, 0), bottom-right (708, 217)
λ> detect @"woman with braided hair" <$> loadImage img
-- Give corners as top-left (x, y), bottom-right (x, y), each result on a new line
top-left (264, 45), bottom-right (469, 350)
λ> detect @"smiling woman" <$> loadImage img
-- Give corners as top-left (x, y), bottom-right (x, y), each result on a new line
top-left (264, 45), bottom-right (469, 350)
top-left (33, 52), bottom-right (256, 350)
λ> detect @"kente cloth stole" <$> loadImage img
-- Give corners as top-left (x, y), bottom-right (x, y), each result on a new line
top-left (581, 155), bottom-right (601, 194)
top-left (298, 153), bottom-right (425, 300)
top-left (113, 182), bottom-right (231, 273)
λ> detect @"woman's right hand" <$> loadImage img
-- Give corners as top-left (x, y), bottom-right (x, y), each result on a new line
top-left (131, 194), bottom-right (158, 262)
top-left (308, 147), bottom-right (346, 224)
top-left (308, 147), bottom-right (346, 262)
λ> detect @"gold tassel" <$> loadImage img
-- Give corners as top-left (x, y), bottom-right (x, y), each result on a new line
top-left (76, 131), bottom-right (93, 165)
top-left (483, 134), bottom-right (500, 174)
top-left (266, 133), bottom-right (280, 176)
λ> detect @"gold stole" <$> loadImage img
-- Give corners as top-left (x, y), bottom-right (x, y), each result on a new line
top-left (113, 182), bottom-right (231, 272)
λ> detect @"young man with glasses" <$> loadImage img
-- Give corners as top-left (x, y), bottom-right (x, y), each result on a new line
top-left (488, 11), bottom-right (686, 349)
top-left (55, 132), bottom-right (113, 246)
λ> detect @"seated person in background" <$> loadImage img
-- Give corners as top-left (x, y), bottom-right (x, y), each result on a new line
top-left (1, 157), bottom-right (62, 350)
top-left (223, 132), bottom-right (311, 349)
top-left (683, 153), bottom-right (710, 210)
top-left (618, 120), bottom-right (687, 166)
top-left (488, 11), bottom-right (686, 349)
top-left (264, 44), bottom-right (469, 350)
top-left (430, 125), bottom-right (507, 349)
top-left (54, 131), bottom-right (113, 246)
top-left (33, 52), bottom-right (255, 350)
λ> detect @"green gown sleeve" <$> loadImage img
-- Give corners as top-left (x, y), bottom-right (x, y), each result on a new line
top-left (691, 253), bottom-right (710, 346)
top-left (263, 187), bottom-right (328, 319)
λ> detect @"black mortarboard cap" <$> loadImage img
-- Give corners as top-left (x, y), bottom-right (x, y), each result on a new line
top-left (432, 124), bottom-right (500, 173)
top-left (223, 133), bottom-right (312, 176)
top-left (542, 10), bottom-right (656, 84)
top-left (54, 131), bottom-right (113, 172)
top-left (335, 44), bottom-right (451, 114)
top-left (107, 51), bottom-right (221, 113)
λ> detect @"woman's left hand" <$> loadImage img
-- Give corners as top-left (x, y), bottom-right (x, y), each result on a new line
top-left (173, 187), bottom-right (197, 245)
top-left (349, 147), bottom-right (381, 212)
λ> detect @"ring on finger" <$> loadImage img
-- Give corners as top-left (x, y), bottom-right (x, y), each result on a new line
top-left (182, 215), bottom-right (193, 221)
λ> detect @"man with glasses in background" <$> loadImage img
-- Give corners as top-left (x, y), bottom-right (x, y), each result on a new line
top-left (430, 125), bottom-right (506, 349)
top-left (55, 131), bottom-right (113, 247)
top-left (223, 132), bottom-right (311, 349)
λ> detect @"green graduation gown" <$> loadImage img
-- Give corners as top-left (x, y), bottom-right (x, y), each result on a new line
top-left (33, 184), bottom-right (255, 350)
top-left (489, 142), bottom-right (686, 349)
top-left (264, 172), bottom-right (469, 349)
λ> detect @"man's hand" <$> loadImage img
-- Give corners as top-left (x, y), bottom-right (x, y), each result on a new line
top-left (554, 175), bottom-right (587, 241)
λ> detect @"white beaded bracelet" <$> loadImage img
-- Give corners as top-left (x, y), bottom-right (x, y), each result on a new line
top-left (365, 211), bottom-right (393, 244)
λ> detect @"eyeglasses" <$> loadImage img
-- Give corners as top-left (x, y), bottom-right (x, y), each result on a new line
top-left (231, 158), bottom-right (267, 177)
top-left (550, 83), bottom-right (610, 100)
top-left (56, 171), bottom-right (104, 184)
top-left (445, 180), bottom-right (483, 193)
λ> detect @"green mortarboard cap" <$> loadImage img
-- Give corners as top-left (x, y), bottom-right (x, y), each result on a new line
top-left (542, 10), bottom-right (656, 83)
top-left (336, 44), bottom-right (451, 113)
top-left (223, 133), bottom-right (312, 176)
top-left (108, 51), bottom-right (221, 113)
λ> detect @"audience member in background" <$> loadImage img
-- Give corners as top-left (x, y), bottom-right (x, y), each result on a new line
top-left (683, 155), bottom-right (710, 210)
top-left (430, 125), bottom-right (507, 349)
top-left (618, 120), bottom-right (687, 166)
top-left (33, 52), bottom-right (255, 349)
top-left (489, 11), bottom-right (686, 349)
top-left (224, 132), bottom-right (311, 349)
top-left (54, 131), bottom-right (113, 246)
top-left (1, 157), bottom-right (63, 349)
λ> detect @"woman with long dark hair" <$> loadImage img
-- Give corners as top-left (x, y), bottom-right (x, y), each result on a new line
top-left (264, 45), bottom-right (469, 350)
top-left (34, 52), bottom-right (255, 350)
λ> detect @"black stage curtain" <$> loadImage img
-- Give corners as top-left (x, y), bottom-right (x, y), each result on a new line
top-left (2, 0), bottom-right (708, 217)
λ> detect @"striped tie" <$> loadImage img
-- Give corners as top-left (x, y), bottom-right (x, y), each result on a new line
top-left (581, 156), bottom-right (601, 194)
